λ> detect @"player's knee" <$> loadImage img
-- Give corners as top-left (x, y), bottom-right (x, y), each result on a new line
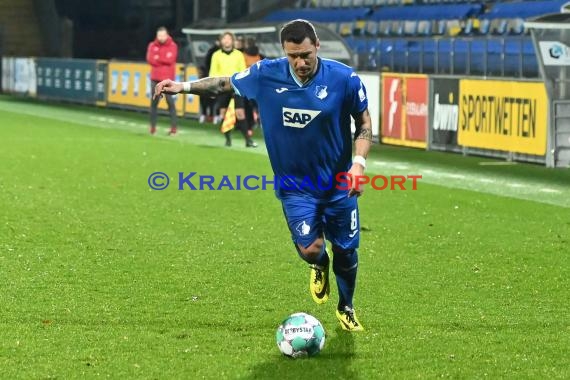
top-left (332, 245), bottom-right (356, 256)
top-left (235, 109), bottom-right (245, 120)
top-left (297, 238), bottom-right (324, 260)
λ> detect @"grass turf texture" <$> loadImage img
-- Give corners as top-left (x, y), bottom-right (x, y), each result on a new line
top-left (0, 95), bottom-right (569, 379)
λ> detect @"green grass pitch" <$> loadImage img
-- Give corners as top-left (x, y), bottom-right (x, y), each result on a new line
top-left (0, 95), bottom-right (569, 379)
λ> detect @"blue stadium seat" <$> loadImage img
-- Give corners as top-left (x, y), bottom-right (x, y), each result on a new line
top-left (392, 39), bottom-right (409, 72)
top-left (486, 0), bottom-right (568, 19)
top-left (370, 3), bottom-right (483, 21)
top-left (469, 39), bottom-right (487, 75)
top-left (486, 38), bottom-right (504, 76)
top-left (264, 7), bottom-right (370, 22)
top-left (522, 38), bottom-right (539, 77)
top-left (437, 39), bottom-right (453, 73)
top-left (378, 39), bottom-right (395, 68)
top-left (452, 38), bottom-right (469, 74)
top-left (421, 39), bottom-right (437, 72)
top-left (504, 38), bottom-right (523, 76)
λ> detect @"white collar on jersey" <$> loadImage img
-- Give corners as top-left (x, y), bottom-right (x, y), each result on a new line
top-left (288, 58), bottom-right (320, 88)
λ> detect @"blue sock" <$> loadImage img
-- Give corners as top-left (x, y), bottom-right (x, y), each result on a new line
top-left (296, 242), bottom-right (330, 268)
top-left (333, 247), bottom-right (358, 310)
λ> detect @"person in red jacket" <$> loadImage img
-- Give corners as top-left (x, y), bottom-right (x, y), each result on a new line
top-left (146, 26), bottom-right (178, 135)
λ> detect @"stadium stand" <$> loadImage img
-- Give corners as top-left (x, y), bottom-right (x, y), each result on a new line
top-left (0, 0), bottom-right (44, 56)
top-left (267, 0), bottom-right (570, 77)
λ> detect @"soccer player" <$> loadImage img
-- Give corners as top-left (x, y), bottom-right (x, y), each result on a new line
top-left (146, 26), bottom-right (178, 136)
top-left (154, 19), bottom-right (372, 331)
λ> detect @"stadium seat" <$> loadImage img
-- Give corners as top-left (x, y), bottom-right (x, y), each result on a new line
top-left (403, 20), bottom-right (418, 36)
top-left (390, 20), bottom-right (404, 36)
top-left (469, 38), bottom-right (487, 75)
top-left (452, 38), bottom-right (469, 74)
top-left (486, 0), bottom-right (568, 19)
top-left (478, 18), bottom-right (490, 34)
top-left (417, 20), bottom-right (432, 36)
top-left (318, 0), bottom-right (333, 7)
top-left (421, 39), bottom-right (436, 72)
top-left (354, 20), bottom-right (366, 35)
top-left (326, 22), bottom-right (339, 33)
top-left (370, 3), bottom-right (483, 21)
top-left (364, 20), bottom-right (379, 36)
top-left (489, 19), bottom-right (508, 35)
top-left (378, 21), bottom-right (392, 36)
top-left (433, 20), bottom-right (446, 35)
top-left (378, 39), bottom-right (395, 68)
top-left (486, 38), bottom-right (504, 76)
top-left (462, 19), bottom-right (473, 35)
top-left (264, 7), bottom-right (370, 22)
top-left (508, 18), bottom-right (525, 35)
top-left (446, 19), bottom-right (462, 36)
top-left (504, 37), bottom-right (523, 76)
top-left (338, 21), bottom-right (355, 36)
top-left (522, 38), bottom-right (539, 77)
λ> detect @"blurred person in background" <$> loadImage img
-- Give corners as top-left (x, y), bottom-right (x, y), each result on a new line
top-left (146, 26), bottom-right (178, 135)
top-left (199, 38), bottom-right (220, 123)
top-left (235, 35), bottom-right (245, 52)
top-left (209, 31), bottom-right (257, 147)
top-left (242, 37), bottom-right (264, 136)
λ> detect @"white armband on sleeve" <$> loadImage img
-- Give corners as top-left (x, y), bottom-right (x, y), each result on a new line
top-left (183, 82), bottom-right (192, 93)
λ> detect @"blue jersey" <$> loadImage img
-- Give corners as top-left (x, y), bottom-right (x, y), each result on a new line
top-left (230, 57), bottom-right (368, 202)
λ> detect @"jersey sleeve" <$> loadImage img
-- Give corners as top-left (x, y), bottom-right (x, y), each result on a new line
top-left (230, 60), bottom-right (262, 100)
top-left (347, 71), bottom-right (368, 117)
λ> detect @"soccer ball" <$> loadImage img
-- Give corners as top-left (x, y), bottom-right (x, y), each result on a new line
top-left (275, 312), bottom-right (325, 358)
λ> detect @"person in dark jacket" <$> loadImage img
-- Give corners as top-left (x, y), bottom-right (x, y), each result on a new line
top-left (146, 26), bottom-right (178, 135)
top-left (199, 38), bottom-right (220, 123)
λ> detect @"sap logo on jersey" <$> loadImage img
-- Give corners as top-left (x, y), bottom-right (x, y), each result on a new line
top-left (282, 107), bottom-right (321, 128)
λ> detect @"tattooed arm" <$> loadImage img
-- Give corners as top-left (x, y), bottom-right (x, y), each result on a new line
top-left (347, 109), bottom-right (373, 197)
top-left (353, 108), bottom-right (373, 160)
top-left (153, 76), bottom-right (234, 99)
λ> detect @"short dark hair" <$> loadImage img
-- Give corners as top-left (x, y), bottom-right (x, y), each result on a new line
top-left (157, 26), bottom-right (168, 33)
top-left (280, 19), bottom-right (318, 46)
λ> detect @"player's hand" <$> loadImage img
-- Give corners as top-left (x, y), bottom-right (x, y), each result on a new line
top-left (153, 79), bottom-right (183, 100)
top-left (347, 163), bottom-right (365, 197)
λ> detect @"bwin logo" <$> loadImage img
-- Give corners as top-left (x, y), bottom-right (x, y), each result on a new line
top-left (282, 107), bottom-right (321, 128)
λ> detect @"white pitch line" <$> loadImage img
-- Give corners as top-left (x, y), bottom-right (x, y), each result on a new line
top-left (479, 161), bottom-right (518, 166)
top-left (539, 188), bottom-right (562, 193)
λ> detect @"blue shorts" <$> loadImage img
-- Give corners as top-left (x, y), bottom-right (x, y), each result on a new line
top-left (281, 195), bottom-right (360, 250)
